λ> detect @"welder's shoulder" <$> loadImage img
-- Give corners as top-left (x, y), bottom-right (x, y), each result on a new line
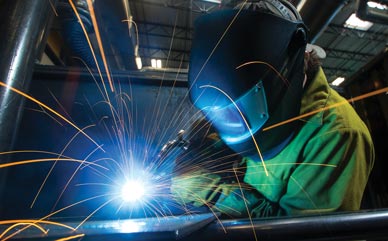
top-left (324, 88), bottom-right (370, 137)
top-left (304, 68), bottom-right (370, 136)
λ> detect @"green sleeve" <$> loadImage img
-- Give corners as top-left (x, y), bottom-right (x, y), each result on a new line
top-left (171, 169), bottom-right (272, 218)
top-left (278, 128), bottom-right (374, 215)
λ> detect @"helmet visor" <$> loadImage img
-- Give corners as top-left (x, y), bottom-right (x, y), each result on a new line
top-left (202, 81), bottom-right (268, 145)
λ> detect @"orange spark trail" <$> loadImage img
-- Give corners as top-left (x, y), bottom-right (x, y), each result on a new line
top-left (0, 220), bottom-right (76, 230)
top-left (68, 0), bottom-right (110, 99)
top-left (56, 234), bottom-right (85, 241)
top-left (0, 158), bottom-right (107, 169)
top-left (263, 87), bottom-right (388, 132)
top-left (236, 60), bottom-right (289, 85)
top-left (190, 0), bottom-right (249, 89)
top-left (0, 220), bottom-right (77, 240)
top-left (1, 195), bottom-right (110, 240)
top-left (30, 125), bottom-right (96, 209)
top-left (233, 167), bottom-right (258, 241)
top-left (0, 223), bottom-right (47, 239)
top-left (86, 0), bottom-right (115, 92)
top-left (52, 145), bottom-right (103, 211)
top-left (0, 81), bottom-right (103, 151)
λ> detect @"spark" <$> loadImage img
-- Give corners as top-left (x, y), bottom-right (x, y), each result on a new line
top-left (75, 198), bottom-right (116, 230)
top-left (31, 124), bottom-right (97, 209)
top-left (0, 223), bottom-right (48, 239)
top-left (51, 144), bottom-right (104, 211)
top-left (263, 87), bottom-right (388, 132)
top-left (233, 167), bottom-right (258, 241)
top-left (0, 81), bottom-right (103, 151)
top-left (236, 60), bottom-right (289, 86)
top-left (68, 0), bottom-right (110, 97)
top-left (86, 0), bottom-right (115, 92)
top-left (0, 220), bottom-right (77, 240)
top-left (55, 234), bottom-right (85, 241)
top-left (0, 158), bottom-right (107, 169)
top-left (1, 195), bottom-right (111, 240)
top-left (189, 0), bottom-right (249, 89)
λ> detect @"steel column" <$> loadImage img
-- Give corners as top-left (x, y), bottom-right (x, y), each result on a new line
top-left (0, 0), bottom-right (57, 216)
top-left (0, 0), bottom-right (57, 153)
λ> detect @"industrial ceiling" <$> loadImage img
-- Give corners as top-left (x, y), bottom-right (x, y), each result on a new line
top-left (43, 0), bottom-right (388, 85)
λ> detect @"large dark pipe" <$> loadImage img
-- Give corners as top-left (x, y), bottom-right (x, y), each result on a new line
top-left (0, 0), bottom-right (57, 213)
top-left (0, 0), bottom-right (57, 152)
top-left (4, 208), bottom-right (388, 240)
top-left (299, 0), bottom-right (348, 43)
top-left (185, 209), bottom-right (388, 241)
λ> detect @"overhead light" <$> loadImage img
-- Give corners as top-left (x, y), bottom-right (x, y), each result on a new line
top-left (367, 1), bottom-right (388, 10)
top-left (332, 77), bottom-right (345, 86)
top-left (135, 56), bottom-right (142, 70)
top-left (156, 59), bottom-right (162, 69)
top-left (344, 13), bottom-right (373, 30)
top-left (151, 58), bottom-right (162, 69)
top-left (134, 44), bottom-right (142, 70)
top-left (202, 0), bottom-right (221, 3)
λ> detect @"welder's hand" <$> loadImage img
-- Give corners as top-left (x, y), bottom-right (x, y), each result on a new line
top-left (170, 118), bottom-right (249, 215)
top-left (171, 169), bottom-right (263, 217)
top-left (172, 118), bottom-right (243, 183)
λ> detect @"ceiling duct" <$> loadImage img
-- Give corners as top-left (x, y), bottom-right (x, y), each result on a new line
top-left (57, 0), bottom-right (137, 71)
top-left (57, 0), bottom-right (103, 69)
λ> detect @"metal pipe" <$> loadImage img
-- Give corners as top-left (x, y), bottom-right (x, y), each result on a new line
top-left (0, 0), bottom-right (57, 215)
top-left (185, 209), bottom-right (388, 241)
top-left (0, 0), bottom-right (57, 153)
top-left (299, 0), bottom-right (348, 43)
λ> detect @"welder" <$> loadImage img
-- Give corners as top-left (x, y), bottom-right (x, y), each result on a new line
top-left (170, 0), bottom-right (375, 217)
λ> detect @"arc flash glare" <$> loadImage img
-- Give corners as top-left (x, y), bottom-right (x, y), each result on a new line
top-left (121, 180), bottom-right (146, 202)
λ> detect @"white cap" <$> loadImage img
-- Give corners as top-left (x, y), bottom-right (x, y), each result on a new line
top-left (306, 43), bottom-right (326, 59)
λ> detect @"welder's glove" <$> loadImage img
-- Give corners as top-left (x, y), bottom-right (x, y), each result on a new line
top-left (170, 118), bottom-right (262, 217)
top-left (171, 171), bottom-right (264, 217)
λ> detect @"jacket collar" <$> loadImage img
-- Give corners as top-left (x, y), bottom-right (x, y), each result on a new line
top-left (300, 67), bottom-right (330, 125)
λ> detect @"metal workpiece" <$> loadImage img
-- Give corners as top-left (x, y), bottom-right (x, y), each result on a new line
top-left (185, 209), bottom-right (388, 241)
top-left (0, 0), bottom-right (57, 153)
top-left (2, 209), bottom-right (388, 240)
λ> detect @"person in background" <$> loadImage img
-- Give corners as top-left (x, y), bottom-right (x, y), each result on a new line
top-left (170, 0), bottom-right (375, 217)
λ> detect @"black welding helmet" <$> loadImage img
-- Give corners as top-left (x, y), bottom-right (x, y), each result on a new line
top-left (188, 0), bottom-right (307, 160)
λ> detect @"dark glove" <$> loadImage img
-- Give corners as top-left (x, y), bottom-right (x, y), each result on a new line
top-left (170, 118), bottom-right (247, 213)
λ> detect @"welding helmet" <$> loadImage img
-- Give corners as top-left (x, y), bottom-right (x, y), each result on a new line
top-left (188, 0), bottom-right (308, 159)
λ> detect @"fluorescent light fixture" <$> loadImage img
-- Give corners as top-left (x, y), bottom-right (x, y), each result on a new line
top-left (332, 77), bottom-right (345, 86)
top-left (367, 1), bottom-right (388, 10)
top-left (344, 13), bottom-right (373, 30)
top-left (156, 59), bottom-right (162, 69)
top-left (151, 59), bottom-right (162, 69)
top-left (135, 56), bottom-right (142, 70)
top-left (202, 0), bottom-right (221, 3)
top-left (134, 44), bottom-right (142, 70)
top-left (151, 59), bottom-right (157, 68)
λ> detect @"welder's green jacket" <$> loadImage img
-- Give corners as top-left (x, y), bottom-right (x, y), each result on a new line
top-left (171, 68), bottom-right (375, 217)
